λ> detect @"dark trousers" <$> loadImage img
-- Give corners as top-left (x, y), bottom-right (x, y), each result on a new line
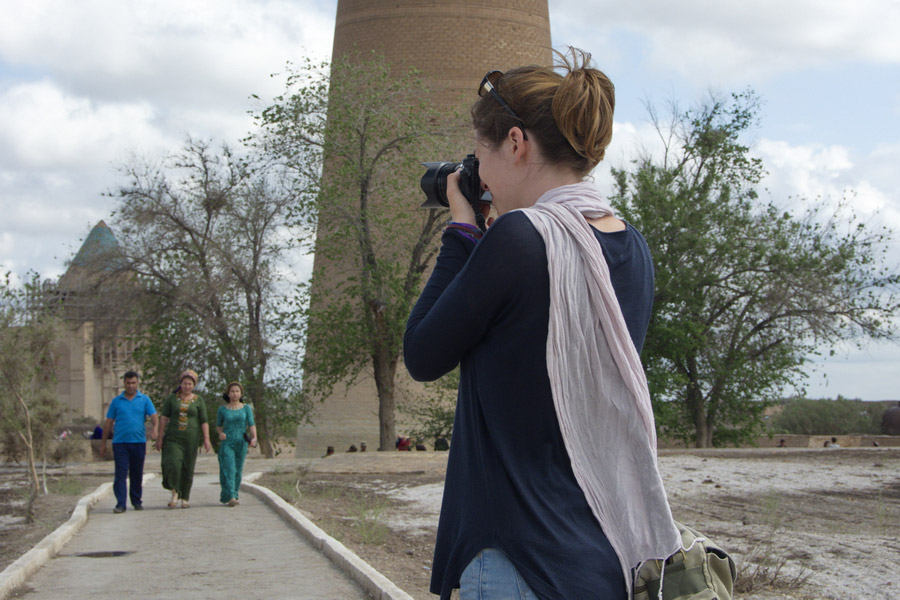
top-left (112, 442), bottom-right (146, 509)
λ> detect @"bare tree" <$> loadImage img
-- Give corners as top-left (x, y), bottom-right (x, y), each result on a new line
top-left (0, 274), bottom-right (64, 522)
top-left (109, 139), bottom-right (312, 456)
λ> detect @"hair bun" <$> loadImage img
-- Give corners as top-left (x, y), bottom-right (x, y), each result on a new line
top-left (551, 48), bottom-right (615, 165)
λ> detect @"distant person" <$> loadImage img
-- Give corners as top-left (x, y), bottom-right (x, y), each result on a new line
top-left (360, 441), bottom-right (367, 452)
top-left (91, 424), bottom-right (104, 440)
top-left (395, 436), bottom-right (411, 451)
top-left (777, 439), bottom-right (786, 448)
top-left (829, 437), bottom-right (841, 448)
top-left (347, 444), bottom-right (358, 452)
top-left (216, 382), bottom-right (257, 507)
top-left (100, 371), bottom-right (158, 514)
top-left (323, 446), bottom-right (335, 458)
top-left (157, 369), bottom-right (211, 508)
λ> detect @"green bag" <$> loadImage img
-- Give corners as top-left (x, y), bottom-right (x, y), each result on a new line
top-left (633, 521), bottom-right (736, 600)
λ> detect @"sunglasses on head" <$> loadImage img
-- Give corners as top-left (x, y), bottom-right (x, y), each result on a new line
top-left (479, 70), bottom-right (528, 140)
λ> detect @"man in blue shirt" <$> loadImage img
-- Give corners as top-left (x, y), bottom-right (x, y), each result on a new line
top-left (100, 371), bottom-right (158, 513)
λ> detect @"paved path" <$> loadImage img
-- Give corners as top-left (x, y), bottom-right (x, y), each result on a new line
top-left (12, 459), bottom-right (371, 600)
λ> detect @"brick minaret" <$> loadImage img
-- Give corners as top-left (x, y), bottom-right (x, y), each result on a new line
top-left (296, 0), bottom-right (551, 456)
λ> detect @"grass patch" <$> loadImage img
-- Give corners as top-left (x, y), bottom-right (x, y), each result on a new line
top-left (760, 488), bottom-right (782, 532)
top-left (352, 495), bottom-right (388, 545)
top-left (270, 478), bottom-right (302, 503)
top-left (46, 477), bottom-right (85, 496)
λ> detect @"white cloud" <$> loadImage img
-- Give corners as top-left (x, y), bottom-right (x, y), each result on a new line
top-left (0, 0), bottom-right (335, 106)
top-left (759, 139), bottom-right (853, 195)
top-left (758, 138), bottom-right (900, 233)
top-left (552, 0), bottom-right (900, 83)
top-left (0, 1), bottom-right (337, 279)
top-left (0, 80), bottom-right (170, 168)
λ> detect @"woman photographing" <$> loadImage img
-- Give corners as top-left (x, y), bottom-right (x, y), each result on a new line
top-left (157, 369), bottom-right (211, 508)
top-left (404, 48), bottom-right (680, 599)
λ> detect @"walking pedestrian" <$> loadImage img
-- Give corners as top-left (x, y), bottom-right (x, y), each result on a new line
top-left (216, 381), bottom-right (257, 506)
top-left (100, 371), bottom-right (158, 513)
top-left (156, 369), bottom-right (211, 508)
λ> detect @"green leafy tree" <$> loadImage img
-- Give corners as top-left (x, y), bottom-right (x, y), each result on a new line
top-left (253, 53), bottom-right (464, 450)
top-left (109, 138), bottom-right (312, 457)
top-left (0, 274), bottom-right (65, 522)
top-left (611, 91), bottom-right (900, 447)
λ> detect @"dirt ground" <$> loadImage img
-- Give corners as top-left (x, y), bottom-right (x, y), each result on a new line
top-left (258, 448), bottom-right (900, 600)
top-left (0, 465), bottom-right (108, 573)
top-left (3, 448), bottom-right (899, 600)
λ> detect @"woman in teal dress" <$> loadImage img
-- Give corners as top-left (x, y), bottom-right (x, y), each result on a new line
top-left (156, 369), bottom-right (212, 508)
top-left (216, 381), bottom-right (257, 506)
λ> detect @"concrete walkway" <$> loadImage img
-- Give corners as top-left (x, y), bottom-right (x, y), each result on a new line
top-left (5, 457), bottom-right (388, 600)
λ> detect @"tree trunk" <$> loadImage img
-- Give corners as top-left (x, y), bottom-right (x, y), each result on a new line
top-left (686, 384), bottom-right (711, 448)
top-left (41, 447), bottom-right (48, 495)
top-left (247, 378), bottom-right (275, 458)
top-left (259, 436), bottom-right (275, 459)
top-left (17, 430), bottom-right (39, 524)
top-left (373, 350), bottom-right (398, 451)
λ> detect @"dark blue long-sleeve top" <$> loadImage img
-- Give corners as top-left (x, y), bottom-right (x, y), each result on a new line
top-left (404, 210), bottom-right (654, 600)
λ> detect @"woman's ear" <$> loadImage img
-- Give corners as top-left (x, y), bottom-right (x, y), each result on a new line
top-left (508, 126), bottom-right (529, 163)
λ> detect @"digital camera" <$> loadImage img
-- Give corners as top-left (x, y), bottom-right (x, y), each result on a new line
top-left (419, 154), bottom-right (489, 209)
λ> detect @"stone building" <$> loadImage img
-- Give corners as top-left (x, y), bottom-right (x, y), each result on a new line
top-left (53, 221), bottom-right (137, 422)
top-left (296, 0), bottom-right (552, 456)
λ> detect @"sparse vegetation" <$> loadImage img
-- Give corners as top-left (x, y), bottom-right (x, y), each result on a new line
top-left (352, 496), bottom-right (389, 545)
top-left (45, 477), bottom-right (84, 496)
top-left (735, 544), bottom-right (811, 594)
top-left (760, 489), bottom-right (783, 532)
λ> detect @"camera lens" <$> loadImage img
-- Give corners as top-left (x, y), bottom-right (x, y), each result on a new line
top-left (420, 161), bottom-right (458, 208)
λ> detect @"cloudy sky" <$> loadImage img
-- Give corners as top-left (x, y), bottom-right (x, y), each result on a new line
top-left (1, 0), bottom-right (897, 400)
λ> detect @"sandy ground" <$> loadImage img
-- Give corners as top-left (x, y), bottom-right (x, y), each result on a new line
top-left (4, 448), bottom-right (900, 600)
top-left (283, 448), bottom-right (900, 600)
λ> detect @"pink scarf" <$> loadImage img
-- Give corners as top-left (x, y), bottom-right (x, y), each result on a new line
top-left (520, 182), bottom-right (680, 593)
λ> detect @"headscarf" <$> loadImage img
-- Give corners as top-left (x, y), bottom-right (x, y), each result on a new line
top-left (180, 369), bottom-right (199, 385)
top-left (222, 381), bottom-right (244, 402)
top-left (519, 181), bottom-right (680, 594)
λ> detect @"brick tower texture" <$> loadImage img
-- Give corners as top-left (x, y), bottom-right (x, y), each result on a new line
top-left (296, 0), bottom-right (551, 457)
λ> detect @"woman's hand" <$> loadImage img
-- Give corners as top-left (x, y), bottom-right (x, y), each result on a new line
top-left (154, 438), bottom-right (162, 452)
top-left (447, 171), bottom-right (492, 229)
top-left (250, 437), bottom-right (258, 449)
top-left (446, 170), bottom-right (477, 225)
top-left (203, 439), bottom-right (212, 453)
top-left (218, 431), bottom-right (227, 441)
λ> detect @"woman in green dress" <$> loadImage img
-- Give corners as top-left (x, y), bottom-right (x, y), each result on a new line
top-left (216, 381), bottom-right (257, 506)
top-left (156, 369), bottom-right (212, 508)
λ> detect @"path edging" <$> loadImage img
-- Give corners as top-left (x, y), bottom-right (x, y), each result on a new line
top-left (0, 473), bottom-right (156, 600)
top-left (242, 473), bottom-right (414, 600)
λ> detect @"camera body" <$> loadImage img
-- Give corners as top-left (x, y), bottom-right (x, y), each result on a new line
top-left (419, 154), bottom-right (488, 209)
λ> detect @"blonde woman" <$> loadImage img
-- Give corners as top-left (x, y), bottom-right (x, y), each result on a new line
top-left (156, 369), bottom-right (211, 508)
top-left (216, 382), bottom-right (257, 506)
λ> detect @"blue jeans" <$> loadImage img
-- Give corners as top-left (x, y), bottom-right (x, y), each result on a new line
top-left (460, 549), bottom-right (539, 600)
top-left (112, 442), bottom-right (146, 509)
